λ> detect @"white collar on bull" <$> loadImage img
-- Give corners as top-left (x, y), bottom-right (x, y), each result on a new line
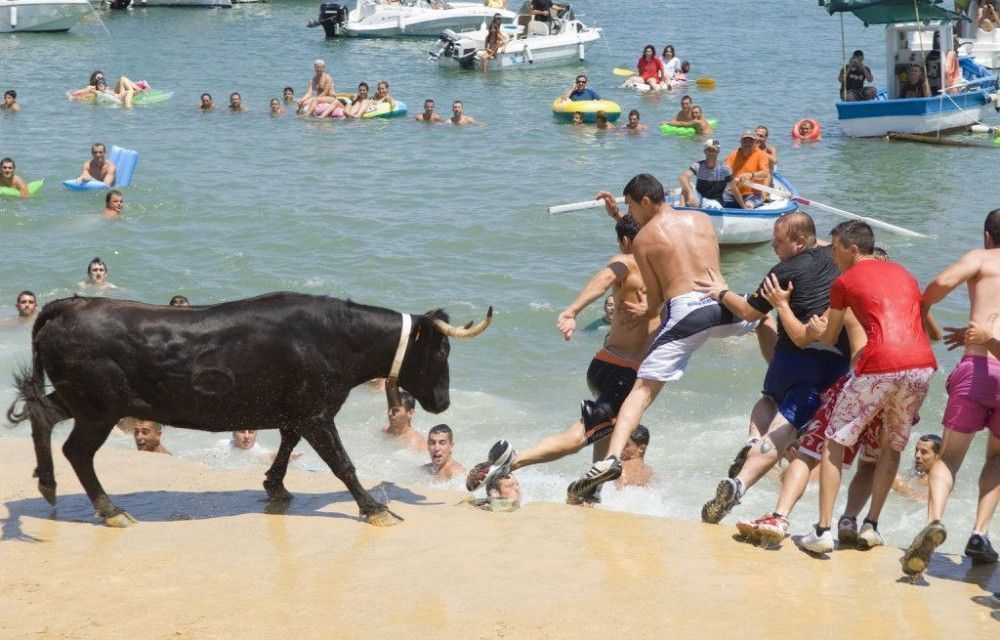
top-left (388, 313), bottom-right (412, 380)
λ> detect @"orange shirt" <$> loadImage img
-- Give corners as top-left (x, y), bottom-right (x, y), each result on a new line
top-left (725, 148), bottom-right (770, 196)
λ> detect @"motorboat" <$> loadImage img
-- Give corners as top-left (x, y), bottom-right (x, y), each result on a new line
top-left (673, 173), bottom-right (800, 246)
top-left (0, 0), bottom-right (90, 32)
top-left (429, 2), bottom-right (600, 70)
top-left (111, 0), bottom-right (232, 8)
top-left (820, 2), bottom-right (999, 137)
top-left (308, 0), bottom-right (514, 38)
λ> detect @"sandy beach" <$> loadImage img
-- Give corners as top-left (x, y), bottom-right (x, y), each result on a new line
top-left (0, 436), bottom-right (997, 639)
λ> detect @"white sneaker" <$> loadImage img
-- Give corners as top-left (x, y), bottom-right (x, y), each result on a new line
top-left (857, 522), bottom-right (885, 549)
top-left (798, 527), bottom-right (835, 553)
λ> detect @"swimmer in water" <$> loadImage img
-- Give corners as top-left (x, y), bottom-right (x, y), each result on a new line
top-left (422, 424), bottom-right (466, 482)
top-left (2, 90), bottom-right (20, 112)
top-left (134, 421), bottom-right (171, 455)
top-left (342, 82), bottom-right (371, 118)
top-left (77, 142), bottom-right (116, 187)
top-left (595, 110), bottom-right (614, 130)
top-left (449, 100), bottom-right (476, 125)
top-left (229, 92), bottom-right (248, 113)
top-left (78, 256), bottom-right (119, 291)
top-left (571, 111), bottom-right (584, 125)
top-left (269, 98), bottom-right (287, 116)
top-left (415, 98), bottom-right (444, 122)
top-left (617, 426), bottom-right (654, 488)
top-left (168, 295), bottom-right (189, 307)
top-left (11, 290), bottom-right (37, 324)
top-left (283, 86), bottom-right (295, 105)
top-left (199, 93), bottom-right (215, 112)
top-left (796, 120), bottom-right (819, 139)
top-left (624, 109), bottom-right (647, 133)
top-left (103, 190), bottom-right (124, 218)
top-left (0, 157), bottom-right (30, 198)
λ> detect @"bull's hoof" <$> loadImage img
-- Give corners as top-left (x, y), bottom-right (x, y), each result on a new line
top-left (263, 482), bottom-right (294, 503)
top-left (365, 510), bottom-right (402, 527)
top-left (38, 482), bottom-right (56, 506)
top-left (103, 511), bottom-right (138, 528)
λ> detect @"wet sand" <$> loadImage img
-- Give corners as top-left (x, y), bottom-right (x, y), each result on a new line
top-left (0, 436), bottom-right (997, 639)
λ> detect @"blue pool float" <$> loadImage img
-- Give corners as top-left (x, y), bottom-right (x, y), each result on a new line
top-left (62, 146), bottom-right (139, 191)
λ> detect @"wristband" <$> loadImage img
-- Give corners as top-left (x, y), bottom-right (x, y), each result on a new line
top-left (718, 289), bottom-right (728, 302)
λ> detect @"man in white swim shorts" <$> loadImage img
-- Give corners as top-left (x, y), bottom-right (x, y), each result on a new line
top-left (567, 173), bottom-right (757, 499)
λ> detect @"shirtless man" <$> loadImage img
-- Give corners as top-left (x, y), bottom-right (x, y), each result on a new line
top-left (755, 125), bottom-right (778, 180)
top-left (690, 106), bottom-right (714, 135)
top-left (624, 109), bottom-right (647, 133)
top-left (382, 389), bottom-right (424, 452)
top-left (103, 190), bottom-right (124, 218)
top-left (13, 291), bottom-right (37, 324)
top-left (901, 208), bottom-right (1000, 574)
top-left (229, 92), bottom-right (248, 113)
top-left (79, 256), bottom-right (118, 291)
top-left (415, 98), bottom-right (444, 122)
top-left (466, 214), bottom-right (656, 498)
top-left (617, 426), bottom-right (654, 488)
top-left (2, 90), bottom-right (20, 112)
top-left (297, 59), bottom-right (335, 114)
top-left (663, 94), bottom-right (694, 127)
top-left (423, 424), bottom-right (466, 482)
top-left (77, 143), bottom-right (116, 187)
top-left (134, 421), bottom-right (171, 455)
top-left (450, 100), bottom-right (476, 125)
top-left (0, 157), bottom-right (29, 198)
top-left (199, 93), bottom-right (215, 112)
top-left (567, 173), bottom-right (758, 498)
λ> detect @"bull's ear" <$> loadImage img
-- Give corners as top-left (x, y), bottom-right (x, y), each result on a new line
top-left (425, 308), bottom-right (450, 324)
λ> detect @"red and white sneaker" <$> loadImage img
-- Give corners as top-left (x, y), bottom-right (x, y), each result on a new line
top-left (740, 513), bottom-right (789, 544)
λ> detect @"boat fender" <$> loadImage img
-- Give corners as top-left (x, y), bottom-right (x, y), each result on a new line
top-left (792, 118), bottom-right (821, 141)
top-left (578, 42), bottom-right (584, 60)
top-left (525, 44), bottom-right (533, 64)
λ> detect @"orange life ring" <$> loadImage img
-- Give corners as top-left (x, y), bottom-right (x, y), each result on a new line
top-left (792, 118), bottom-right (821, 141)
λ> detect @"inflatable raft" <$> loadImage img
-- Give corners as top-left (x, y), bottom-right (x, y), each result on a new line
top-left (0, 179), bottom-right (43, 198)
top-left (552, 99), bottom-right (622, 124)
top-left (659, 119), bottom-right (717, 137)
top-left (362, 100), bottom-right (408, 119)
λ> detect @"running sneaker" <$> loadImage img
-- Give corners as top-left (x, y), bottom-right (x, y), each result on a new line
top-left (483, 460), bottom-right (514, 494)
top-left (567, 457), bottom-right (622, 499)
top-left (740, 513), bottom-right (789, 544)
top-left (465, 440), bottom-right (516, 491)
top-left (797, 526), bottom-right (835, 554)
top-left (837, 515), bottom-right (859, 546)
top-left (857, 522), bottom-right (885, 549)
top-left (964, 533), bottom-right (999, 564)
top-left (901, 520), bottom-right (948, 576)
top-left (728, 439), bottom-right (758, 479)
top-left (701, 478), bottom-right (741, 524)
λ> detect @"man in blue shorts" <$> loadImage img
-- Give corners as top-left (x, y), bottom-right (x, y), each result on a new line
top-left (694, 212), bottom-right (851, 523)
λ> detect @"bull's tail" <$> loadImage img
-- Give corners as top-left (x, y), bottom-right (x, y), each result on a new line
top-left (7, 321), bottom-right (65, 505)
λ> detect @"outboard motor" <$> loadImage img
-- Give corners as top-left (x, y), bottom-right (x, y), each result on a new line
top-left (429, 29), bottom-right (461, 61)
top-left (308, 3), bottom-right (348, 38)
top-left (108, 0), bottom-right (131, 9)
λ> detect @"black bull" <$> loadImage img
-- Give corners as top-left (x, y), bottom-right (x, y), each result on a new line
top-left (7, 293), bottom-right (491, 527)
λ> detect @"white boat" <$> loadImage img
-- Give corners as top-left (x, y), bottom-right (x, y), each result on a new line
top-left (309, 0), bottom-right (514, 38)
top-left (131, 0), bottom-right (232, 8)
top-left (907, 2), bottom-right (1000, 69)
top-left (429, 2), bottom-right (600, 70)
top-left (0, 0), bottom-right (90, 32)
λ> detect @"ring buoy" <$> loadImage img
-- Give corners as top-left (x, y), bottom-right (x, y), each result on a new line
top-left (792, 118), bottom-right (821, 141)
top-left (551, 99), bottom-right (621, 123)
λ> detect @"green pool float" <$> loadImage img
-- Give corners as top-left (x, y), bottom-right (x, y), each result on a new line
top-left (0, 179), bottom-right (44, 198)
top-left (659, 119), bottom-right (717, 137)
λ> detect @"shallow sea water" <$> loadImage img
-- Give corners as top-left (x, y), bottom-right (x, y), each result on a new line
top-left (1, 0), bottom-right (999, 550)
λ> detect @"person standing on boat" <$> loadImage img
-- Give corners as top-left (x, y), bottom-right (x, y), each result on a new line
top-left (559, 75), bottom-right (600, 101)
top-left (693, 212), bottom-right (851, 526)
top-left (900, 208), bottom-right (1000, 575)
top-left (838, 50), bottom-right (876, 101)
top-left (678, 138), bottom-right (732, 207)
top-left (297, 59), bottom-right (336, 115)
top-left (723, 130), bottom-right (770, 209)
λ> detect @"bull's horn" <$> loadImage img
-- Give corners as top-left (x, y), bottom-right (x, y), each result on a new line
top-left (433, 306), bottom-right (493, 338)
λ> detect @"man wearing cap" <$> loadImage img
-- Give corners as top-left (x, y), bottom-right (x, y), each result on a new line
top-left (678, 138), bottom-right (732, 208)
top-left (723, 130), bottom-right (771, 209)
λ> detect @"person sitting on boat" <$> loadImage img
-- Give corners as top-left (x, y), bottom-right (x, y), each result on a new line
top-left (297, 59), bottom-right (336, 115)
top-left (624, 109), bottom-right (647, 133)
top-left (678, 138), bottom-right (732, 208)
top-left (723, 130), bottom-right (770, 210)
top-left (2, 90), bottom-right (20, 113)
top-left (530, 0), bottom-right (552, 23)
top-left (621, 45), bottom-right (666, 91)
top-left (559, 75), bottom-right (600, 101)
top-left (838, 50), bottom-right (876, 101)
top-left (663, 94), bottom-right (694, 127)
top-left (980, 0), bottom-right (1000, 31)
top-left (415, 98), bottom-right (444, 122)
top-left (0, 157), bottom-right (30, 198)
top-left (342, 82), bottom-right (371, 118)
top-left (478, 14), bottom-right (508, 75)
top-left (690, 105), bottom-right (714, 135)
top-left (755, 125), bottom-right (778, 183)
top-left (661, 44), bottom-right (681, 80)
top-left (199, 93), bottom-right (215, 112)
top-left (901, 64), bottom-right (931, 98)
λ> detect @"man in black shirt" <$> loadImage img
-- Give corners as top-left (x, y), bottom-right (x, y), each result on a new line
top-left (694, 212), bottom-right (851, 524)
top-left (531, 0), bottom-right (553, 22)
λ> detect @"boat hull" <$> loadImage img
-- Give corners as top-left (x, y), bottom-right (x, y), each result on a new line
top-left (674, 174), bottom-right (800, 246)
top-left (346, 4), bottom-right (514, 37)
top-left (0, 0), bottom-right (90, 32)
top-left (436, 27), bottom-right (601, 70)
top-left (134, 0), bottom-right (231, 7)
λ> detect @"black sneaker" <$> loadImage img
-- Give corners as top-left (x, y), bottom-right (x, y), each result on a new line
top-left (567, 457), bottom-right (621, 499)
top-left (728, 440), bottom-right (757, 479)
top-left (965, 533), bottom-right (999, 564)
top-left (901, 520), bottom-right (947, 576)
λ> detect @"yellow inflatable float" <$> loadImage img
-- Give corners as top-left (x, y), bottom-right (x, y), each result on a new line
top-left (552, 98), bottom-right (622, 123)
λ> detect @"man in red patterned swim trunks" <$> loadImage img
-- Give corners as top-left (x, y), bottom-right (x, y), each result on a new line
top-left (796, 220), bottom-right (937, 554)
top-left (901, 207), bottom-right (1000, 575)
